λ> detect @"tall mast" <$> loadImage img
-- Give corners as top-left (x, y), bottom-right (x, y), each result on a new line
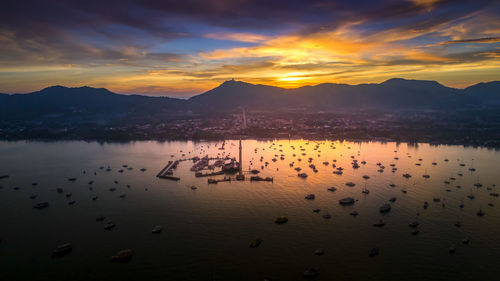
top-left (239, 139), bottom-right (243, 175)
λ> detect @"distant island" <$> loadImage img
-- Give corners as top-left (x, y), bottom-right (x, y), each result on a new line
top-left (1, 78), bottom-right (500, 147)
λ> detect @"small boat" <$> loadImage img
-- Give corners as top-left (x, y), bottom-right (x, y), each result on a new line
top-left (389, 197), bottom-right (396, 203)
top-left (423, 202), bottom-right (429, 209)
top-left (302, 268), bottom-right (319, 279)
top-left (33, 202), bottom-right (49, 209)
top-left (119, 194), bottom-right (126, 198)
top-left (462, 239), bottom-right (470, 244)
top-left (409, 221), bottom-right (419, 227)
top-left (68, 200), bottom-right (76, 205)
top-left (56, 188), bottom-right (63, 193)
top-left (368, 248), bottom-right (379, 257)
top-left (477, 209), bottom-right (485, 217)
top-left (29, 194), bottom-right (37, 199)
top-left (92, 196), bottom-right (98, 201)
top-left (52, 243), bottom-right (72, 257)
top-left (68, 178), bottom-right (77, 182)
top-left (305, 194), bottom-right (315, 200)
top-left (339, 197), bottom-right (355, 205)
top-left (350, 211), bottom-right (359, 216)
top-left (298, 173), bottom-right (308, 178)
top-left (403, 173), bottom-right (411, 178)
top-left (411, 228), bottom-right (419, 235)
top-left (66, 193), bottom-right (72, 198)
top-left (140, 168), bottom-right (147, 172)
top-left (433, 198), bottom-right (440, 202)
top-left (314, 248), bottom-right (324, 255)
top-left (96, 215), bottom-right (105, 221)
top-left (322, 213), bottom-right (332, 219)
top-left (151, 225), bottom-right (163, 234)
top-left (312, 209), bottom-right (320, 213)
top-left (190, 185), bottom-right (197, 190)
top-left (449, 245), bottom-right (456, 254)
top-left (104, 222), bottom-right (116, 230)
top-left (275, 216), bottom-right (288, 224)
top-left (373, 220), bottom-right (385, 227)
top-left (345, 182), bottom-right (355, 187)
top-left (327, 187), bottom-right (336, 192)
top-left (379, 203), bottom-right (391, 213)
top-left (249, 238), bottom-right (263, 248)
top-left (111, 249), bottom-right (133, 262)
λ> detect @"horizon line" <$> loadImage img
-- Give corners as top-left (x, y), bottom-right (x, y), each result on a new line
top-left (1, 77), bottom-right (499, 99)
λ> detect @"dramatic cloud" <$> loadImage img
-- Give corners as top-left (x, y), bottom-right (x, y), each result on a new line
top-left (441, 37), bottom-right (500, 45)
top-left (0, 0), bottom-right (499, 95)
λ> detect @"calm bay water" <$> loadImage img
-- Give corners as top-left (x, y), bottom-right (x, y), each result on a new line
top-left (1, 140), bottom-right (499, 281)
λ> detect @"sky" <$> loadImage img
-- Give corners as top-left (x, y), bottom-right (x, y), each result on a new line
top-left (1, 0), bottom-right (499, 97)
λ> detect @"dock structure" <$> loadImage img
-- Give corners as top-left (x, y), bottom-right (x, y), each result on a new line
top-left (157, 160), bottom-right (180, 180)
top-left (236, 139), bottom-right (245, 181)
top-left (195, 171), bottom-right (224, 177)
top-left (156, 161), bottom-right (173, 177)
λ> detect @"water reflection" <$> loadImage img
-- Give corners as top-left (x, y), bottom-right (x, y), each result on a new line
top-left (0, 140), bottom-right (499, 281)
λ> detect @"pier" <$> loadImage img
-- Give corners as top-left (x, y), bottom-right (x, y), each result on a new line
top-left (157, 160), bottom-right (180, 180)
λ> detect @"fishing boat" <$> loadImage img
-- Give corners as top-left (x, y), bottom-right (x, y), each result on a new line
top-left (151, 225), bottom-right (163, 234)
top-left (52, 243), bottom-right (72, 257)
top-left (379, 203), bottom-right (391, 213)
top-left (305, 194), bottom-right (315, 200)
top-left (111, 249), bottom-right (133, 262)
top-left (368, 248), bottom-right (379, 257)
top-left (249, 238), bottom-right (263, 248)
top-left (104, 222), bottom-right (116, 230)
top-left (339, 197), bottom-right (355, 205)
top-left (33, 202), bottom-right (49, 209)
top-left (302, 268), bottom-right (319, 279)
top-left (275, 216), bottom-right (288, 224)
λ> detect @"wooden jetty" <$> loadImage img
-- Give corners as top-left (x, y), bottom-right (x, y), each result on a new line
top-left (208, 177), bottom-right (231, 184)
top-left (157, 160), bottom-right (180, 180)
top-left (195, 171), bottom-right (224, 177)
top-left (158, 175), bottom-right (180, 181)
top-left (250, 176), bottom-right (274, 182)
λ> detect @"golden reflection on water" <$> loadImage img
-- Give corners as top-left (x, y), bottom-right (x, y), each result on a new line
top-left (0, 140), bottom-right (499, 281)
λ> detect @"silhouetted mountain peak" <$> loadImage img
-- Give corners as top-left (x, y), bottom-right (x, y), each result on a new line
top-left (381, 78), bottom-right (444, 88)
top-left (218, 79), bottom-right (254, 88)
top-left (36, 85), bottom-right (115, 97)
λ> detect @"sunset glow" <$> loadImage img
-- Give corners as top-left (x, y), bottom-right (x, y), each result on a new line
top-left (1, 0), bottom-right (499, 96)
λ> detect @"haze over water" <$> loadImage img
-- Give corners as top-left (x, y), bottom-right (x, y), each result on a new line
top-left (1, 140), bottom-right (499, 281)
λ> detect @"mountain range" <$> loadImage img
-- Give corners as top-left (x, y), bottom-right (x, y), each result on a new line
top-left (1, 78), bottom-right (499, 119)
